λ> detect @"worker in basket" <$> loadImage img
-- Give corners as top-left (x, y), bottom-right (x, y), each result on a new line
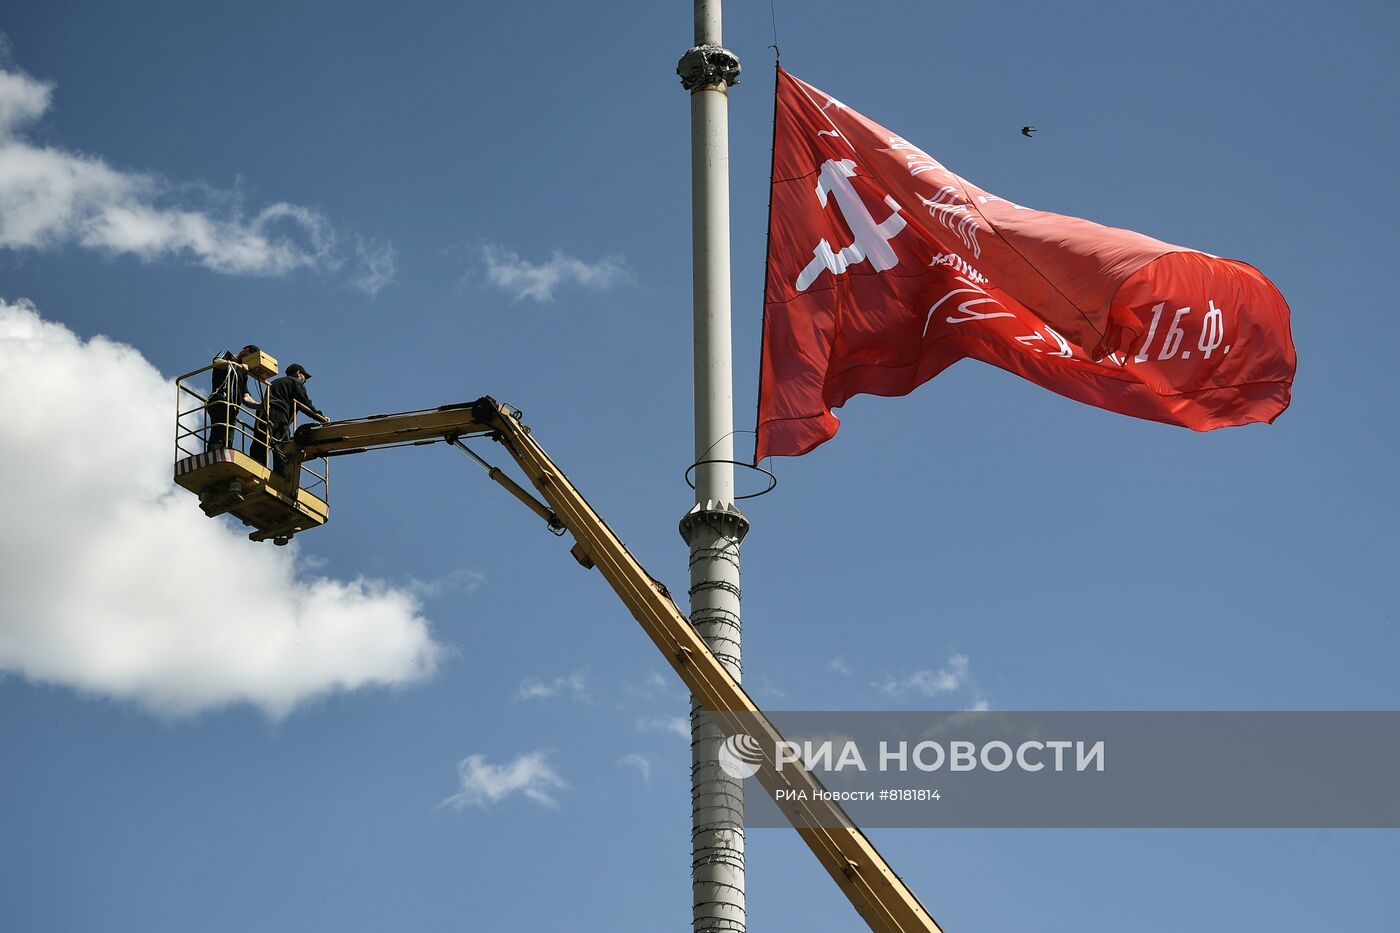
top-left (206, 344), bottom-right (261, 451)
top-left (250, 362), bottom-right (324, 475)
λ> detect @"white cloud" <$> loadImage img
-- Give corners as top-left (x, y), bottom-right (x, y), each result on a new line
top-left (441, 751), bottom-right (567, 809)
top-left (876, 653), bottom-right (971, 697)
top-left (748, 674), bottom-right (786, 700)
top-left (350, 237), bottom-right (398, 297)
top-left (0, 299), bottom-right (443, 717)
top-left (829, 656), bottom-right (852, 675)
top-left (517, 670), bottom-right (590, 702)
top-left (637, 715), bottom-right (690, 739)
top-left (0, 68), bottom-right (49, 138)
top-left (408, 568), bottom-right (485, 601)
top-left (619, 669), bottom-right (686, 706)
top-left (480, 244), bottom-right (629, 302)
top-left (0, 62), bottom-right (391, 294)
top-left (618, 753), bottom-right (652, 783)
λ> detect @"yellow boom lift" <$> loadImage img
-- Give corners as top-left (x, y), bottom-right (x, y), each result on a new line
top-left (173, 376), bottom-right (944, 933)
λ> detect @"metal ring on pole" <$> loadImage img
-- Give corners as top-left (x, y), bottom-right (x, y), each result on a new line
top-left (684, 458), bottom-right (777, 500)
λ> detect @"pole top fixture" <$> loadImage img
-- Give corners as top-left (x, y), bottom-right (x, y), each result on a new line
top-left (677, 45), bottom-right (741, 91)
top-left (678, 500), bottom-right (750, 545)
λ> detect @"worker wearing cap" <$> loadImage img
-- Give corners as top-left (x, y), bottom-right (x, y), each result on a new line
top-left (251, 362), bottom-right (323, 474)
top-left (206, 344), bottom-right (261, 450)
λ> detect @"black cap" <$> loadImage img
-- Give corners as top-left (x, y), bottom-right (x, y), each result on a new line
top-left (287, 362), bottom-right (311, 379)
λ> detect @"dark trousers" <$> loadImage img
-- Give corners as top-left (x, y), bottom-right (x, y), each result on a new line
top-left (269, 418), bottom-right (292, 474)
top-left (250, 407), bottom-right (292, 473)
top-left (206, 400), bottom-right (236, 450)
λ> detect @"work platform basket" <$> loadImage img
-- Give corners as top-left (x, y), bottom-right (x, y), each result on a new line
top-left (173, 360), bottom-right (330, 544)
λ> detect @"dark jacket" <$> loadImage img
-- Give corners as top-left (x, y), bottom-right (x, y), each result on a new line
top-left (266, 375), bottom-right (319, 424)
top-left (210, 352), bottom-right (248, 405)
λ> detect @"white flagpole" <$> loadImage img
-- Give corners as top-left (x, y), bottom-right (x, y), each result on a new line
top-left (677, 4), bottom-right (746, 932)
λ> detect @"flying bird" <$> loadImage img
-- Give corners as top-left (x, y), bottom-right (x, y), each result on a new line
top-left (1021, 125), bottom-right (1036, 137)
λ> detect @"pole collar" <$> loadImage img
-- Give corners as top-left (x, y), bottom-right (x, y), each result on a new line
top-left (677, 45), bottom-right (741, 91)
top-left (678, 500), bottom-right (750, 545)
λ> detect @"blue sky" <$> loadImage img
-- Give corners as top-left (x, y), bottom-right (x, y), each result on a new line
top-left (1, 2), bottom-right (1396, 931)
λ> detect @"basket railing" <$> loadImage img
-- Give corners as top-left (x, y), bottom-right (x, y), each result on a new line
top-left (174, 362), bottom-right (329, 505)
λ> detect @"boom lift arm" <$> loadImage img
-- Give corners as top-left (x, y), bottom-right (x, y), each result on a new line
top-left (289, 397), bottom-right (944, 933)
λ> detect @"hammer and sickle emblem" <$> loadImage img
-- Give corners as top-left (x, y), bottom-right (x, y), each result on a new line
top-left (795, 159), bottom-right (907, 292)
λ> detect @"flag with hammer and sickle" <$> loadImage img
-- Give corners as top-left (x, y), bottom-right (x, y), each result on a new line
top-left (756, 69), bottom-right (1295, 460)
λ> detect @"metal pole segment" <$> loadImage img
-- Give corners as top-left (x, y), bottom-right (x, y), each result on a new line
top-left (678, 3), bottom-right (745, 931)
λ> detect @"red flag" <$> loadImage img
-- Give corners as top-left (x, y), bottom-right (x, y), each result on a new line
top-left (756, 69), bottom-right (1295, 460)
